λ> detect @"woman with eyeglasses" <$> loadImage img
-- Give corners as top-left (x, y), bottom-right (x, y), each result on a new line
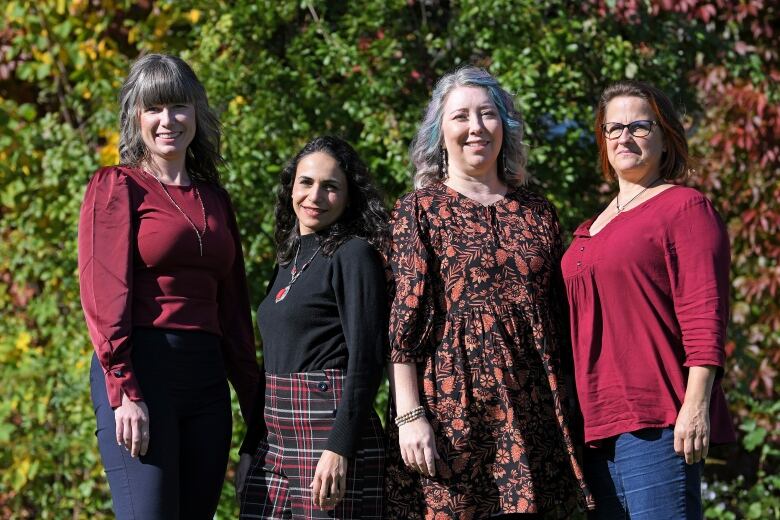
top-left (560, 81), bottom-right (735, 518)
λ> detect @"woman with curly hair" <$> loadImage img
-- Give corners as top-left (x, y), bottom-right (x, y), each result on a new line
top-left (236, 136), bottom-right (390, 519)
top-left (384, 66), bottom-right (593, 518)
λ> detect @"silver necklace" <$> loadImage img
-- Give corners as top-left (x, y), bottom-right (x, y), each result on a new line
top-left (274, 241), bottom-right (322, 303)
top-left (146, 171), bottom-right (207, 256)
top-left (615, 177), bottom-right (661, 214)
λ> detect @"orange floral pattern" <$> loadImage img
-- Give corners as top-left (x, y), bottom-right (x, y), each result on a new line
top-left (385, 183), bottom-right (594, 519)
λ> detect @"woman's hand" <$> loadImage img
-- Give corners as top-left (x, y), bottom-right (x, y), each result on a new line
top-left (114, 394), bottom-right (149, 457)
top-left (674, 365), bottom-right (716, 465)
top-left (310, 449), bottom-right (347, 510)
top-left (674, 399), bottom-right (710, 464)
top-left (234, 453), bottom-right (253, 498)
top-left (399, 416), bottom-right (440, 477)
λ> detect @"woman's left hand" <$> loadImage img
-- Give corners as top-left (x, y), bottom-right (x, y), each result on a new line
top-left (674, 399), bottom-right (710, 465)
top-left (310, 449), bottom-right (347, 510)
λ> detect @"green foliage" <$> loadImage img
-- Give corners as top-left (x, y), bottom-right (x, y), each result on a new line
top-left (1, 0), bottom-right (777, 517)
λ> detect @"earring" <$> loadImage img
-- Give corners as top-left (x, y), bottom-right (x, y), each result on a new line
top-left (440, 147), bottom-right (448, 179)
top-left (500, 147), bottom-right (511, 178)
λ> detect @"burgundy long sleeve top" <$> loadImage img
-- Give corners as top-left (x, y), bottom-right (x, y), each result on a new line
top-left (561, 186), bottom-right (735, 445)
top-left (78, 166), bottom-right (260, 419)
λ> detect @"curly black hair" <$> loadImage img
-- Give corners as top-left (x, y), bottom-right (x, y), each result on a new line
top-left (275, 136), bottom-right (390, 264)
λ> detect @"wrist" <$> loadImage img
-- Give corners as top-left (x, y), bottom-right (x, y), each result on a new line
top-left (395, 405), bottom-right (426, 427)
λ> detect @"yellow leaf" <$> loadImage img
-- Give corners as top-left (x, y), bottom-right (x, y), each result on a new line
top-left (99, 130), bottom-right (120, 165)
top-left (16, 332), bottom-right (31, 352)
top-left (229, 95), bottom-right (246, 112)
top-left (187, 9), bottom-right (202, 24)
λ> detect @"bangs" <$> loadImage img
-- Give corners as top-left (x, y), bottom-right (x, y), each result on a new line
top-left (135, 61), bottom-right (197, 108)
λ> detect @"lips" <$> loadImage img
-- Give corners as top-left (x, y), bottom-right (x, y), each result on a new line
top-left (301, 206), bottom-right (326, 217)
top-left (156, 131), bottom-right (182, 140)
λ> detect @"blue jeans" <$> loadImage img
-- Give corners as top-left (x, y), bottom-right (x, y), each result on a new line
top-left (584, 428), bottom-right (703, 519)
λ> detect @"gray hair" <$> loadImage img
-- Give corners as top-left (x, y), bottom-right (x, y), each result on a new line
top-left (409, 66), bottom-right (528, 189)
top-left (118, 54), bottom-right (222, 183)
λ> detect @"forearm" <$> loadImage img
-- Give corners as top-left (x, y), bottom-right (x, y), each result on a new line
top-left (388, 362), bottom-right (421, 414)
top-left (684, 365), bottom-right (717, 406)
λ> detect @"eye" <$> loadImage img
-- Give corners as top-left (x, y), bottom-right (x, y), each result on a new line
top-left (144, 106), bottom-right (162, 113)
top-left (453, 112), bottom-right (468, 121)
top-left (481, 110), bottom-right (497, 118)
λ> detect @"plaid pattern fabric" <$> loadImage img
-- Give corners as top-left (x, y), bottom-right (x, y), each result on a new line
top-left (240, 369), bottom-right (385, 519)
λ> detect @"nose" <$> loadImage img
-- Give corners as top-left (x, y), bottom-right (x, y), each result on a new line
top-left (469, 113), bottom-right (485, 134)
top-left (307, 185), bottom-right (325, 202)
top-left (616, 126), bottom-right (633, 144)
top-left (159, 107), bottom-right (173, 126)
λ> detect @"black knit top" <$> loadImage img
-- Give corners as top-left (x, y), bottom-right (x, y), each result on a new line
top-left (240, 233), bottom-right (387, 457)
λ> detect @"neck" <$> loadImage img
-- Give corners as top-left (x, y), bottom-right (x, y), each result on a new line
top-left (616, 171), bottom-right (660, 194)
top-left (145, 156), bottom-right (190, 186)
top-left (446, 166), bottom-right (505, 195)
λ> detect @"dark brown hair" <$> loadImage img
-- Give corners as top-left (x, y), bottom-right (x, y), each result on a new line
top-left (594, 80), bottom-right (690, 181)
top-left (274, 136), bottom-right (390, 264)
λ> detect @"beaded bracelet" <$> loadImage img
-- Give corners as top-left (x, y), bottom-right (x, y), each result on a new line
top-left (395, 405), bottom-right (425, 427)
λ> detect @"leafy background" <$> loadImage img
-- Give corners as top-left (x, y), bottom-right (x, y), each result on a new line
top-left (1, 0), bottom-right (777, 518)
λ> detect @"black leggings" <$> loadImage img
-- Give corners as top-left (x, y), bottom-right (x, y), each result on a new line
top-left (90, 327), bottom-right (232, 519)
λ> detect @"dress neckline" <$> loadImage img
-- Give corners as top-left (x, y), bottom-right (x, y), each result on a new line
top-left (578, 184), bottom-right (683, 238)
top-left (441, 182), bottom-right (517, 208)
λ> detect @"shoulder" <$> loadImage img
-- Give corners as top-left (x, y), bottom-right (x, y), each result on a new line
top-left (510, 187), bottom-right (559, 220)
top-left (393, 183), bottom-right (445, 212)
top-left (659, 186), bottom-right (726, 236)
top-left (83, 166), bottom-right (140, 205)
top-left (333, 237), bottom-right (383, 264)
top-left (656, 185), bottom-right (721, 220)
top-left (87, 165), bottom-right (135, 187)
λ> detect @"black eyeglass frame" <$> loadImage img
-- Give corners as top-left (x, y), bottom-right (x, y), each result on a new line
top-left (601, 120), bottom-right (658, 140)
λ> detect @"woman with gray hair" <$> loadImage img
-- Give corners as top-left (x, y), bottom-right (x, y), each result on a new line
top-left (385, 66), bottom-right (594, 518)
top-left (78, 54), bottom-right (260, 519)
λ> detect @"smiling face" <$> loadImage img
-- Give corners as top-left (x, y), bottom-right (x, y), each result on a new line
top-left (139, 102), bottom-right (196, 165)
top-left (440, 86), bottom-right (503, 180)
top-left (604, 96), bottom-right (666, 181)
top-left (292, 151), bottom-right (349, 235)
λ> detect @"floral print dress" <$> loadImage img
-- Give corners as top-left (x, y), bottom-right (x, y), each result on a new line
top-left (385, 182), bottom-right (593, 519)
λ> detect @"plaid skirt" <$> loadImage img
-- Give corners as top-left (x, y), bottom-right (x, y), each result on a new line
top-left (240, 369), bottom-right (385, 519)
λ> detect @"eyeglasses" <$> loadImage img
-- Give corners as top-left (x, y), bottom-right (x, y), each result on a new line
top-left (602, 120), bottom-right (657, 140)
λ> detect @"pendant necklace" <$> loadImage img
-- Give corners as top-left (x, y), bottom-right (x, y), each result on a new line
top-left (615, 177), bottom-right (661, 214)
top-left (275, 240), bottom-right (322, 303)
top-left (145, 170), bottom-right (208, 256)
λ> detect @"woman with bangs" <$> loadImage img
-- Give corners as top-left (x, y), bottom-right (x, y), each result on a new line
top-left (384, 66), bottom-right (593, 518)
top-left (78, 54), bottom-right (260, 519)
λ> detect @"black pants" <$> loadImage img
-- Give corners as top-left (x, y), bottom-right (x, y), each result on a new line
top-left (90, 327), bottom-right (232, 519)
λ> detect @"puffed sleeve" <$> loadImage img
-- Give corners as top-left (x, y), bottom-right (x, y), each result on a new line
top-left (216, 189), bottom-right (262, 422)
top-left (78, 166), bottom-right (143, 408)
top-left (388, 191), bottom-right (436, 363)
top-left (326, 239), bottom-right (388, 456)
top-left (664, 196), bottom-right (730, 371)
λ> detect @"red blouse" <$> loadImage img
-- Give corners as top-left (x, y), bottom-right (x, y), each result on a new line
top-left (78, 166), bottom-right (260, 419)
top-left (561, 186), bottom-right (735, 445)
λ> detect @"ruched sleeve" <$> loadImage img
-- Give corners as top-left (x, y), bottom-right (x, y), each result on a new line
top-left (78, 166), bottom-right (143, 408)
top-left (388, 192), bottom-right (436, 363)
top-left (664, 197), bottom-right (730, 371)
top-left (216, 189), bottom-right (261, 422)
